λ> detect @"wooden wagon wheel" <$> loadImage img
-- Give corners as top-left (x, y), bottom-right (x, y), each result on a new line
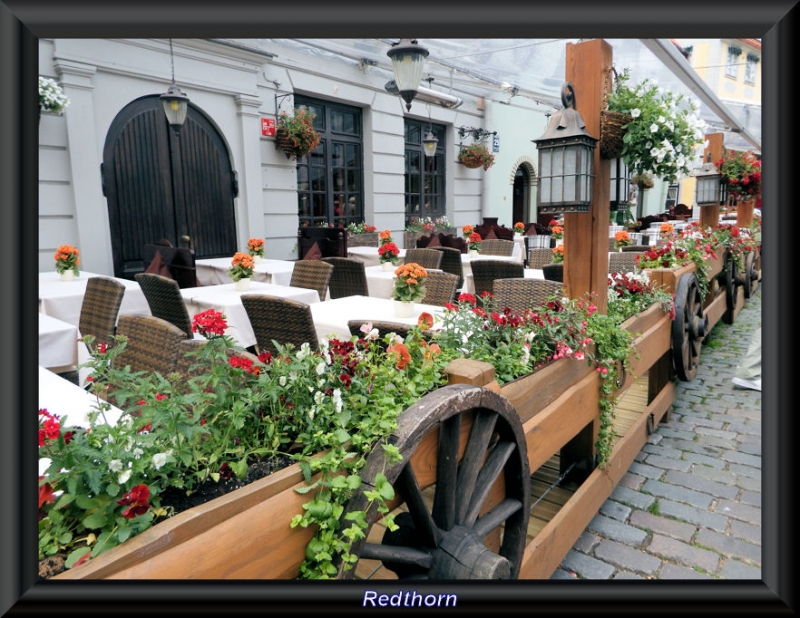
top-left (671, 272), bottom-right (707, 382)
top-left (339, 384), bottom-right (531, 580)
top-left (743, 251), bottom-right (758, 298)
top-left (723, 254), bottom-right (738, 325)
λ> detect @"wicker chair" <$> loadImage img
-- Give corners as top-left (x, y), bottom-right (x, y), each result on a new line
top-left (621, 244), bottom-right (651, 252)
top-left (135, 272), bottom-right (194, 338)
top-left (527, 247), bottom-right (554, 270)
top-left (289, 259), bottom-right (334, 300)
top-left (430, 246), bottom-right (465, 290)
top-left (421, 271), bottom-right (460, 306)
top-left (241, 294), bottom-right (318, 356)
top-left (78, 276), bottom-right (126, 347)
top-left (321, 257), bottom-right (369, 299)
top-left (404, 248), bottom-right (444, 270)
top-left (480, 239), bottom-right (515, 257)
top-left (469, 260), bottom-right (525, 297)
top-left (114, 314), bottom-right (188, 376)
top-left (492, 278), bottom-right (564, 313)
top-left (542, 263), bottom-right (564, 283)
top-left (608, 251), bottom-right (644, 273)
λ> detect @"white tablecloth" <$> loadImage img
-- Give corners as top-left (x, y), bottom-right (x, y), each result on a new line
top-left (195, 257), bottom-right (296, 287)
top-left (180, 281), bottom-right (320, 349)
top-left (512, 236), bottom-right (526, 261)
top-left (39, 313), bottom-right (79, 369)
top-left (463, 268), bottom-right (544, 295)
top-left (39, 271), bottom-right (151, 328)
top-left (348, 246), bottom-right (406, 268)
top-left (311, 295), bottom-right (444, 342)
top-left (364, 264), bottom-right (400, 299)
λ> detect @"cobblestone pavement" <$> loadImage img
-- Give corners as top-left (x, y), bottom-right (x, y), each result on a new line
top-left (552, 286), bottom-right (762, 580)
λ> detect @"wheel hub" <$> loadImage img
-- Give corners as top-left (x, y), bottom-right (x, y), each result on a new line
top-left (429, 525), bottom-right (511, 579)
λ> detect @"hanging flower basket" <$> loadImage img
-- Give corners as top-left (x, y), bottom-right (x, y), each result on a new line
top-left (599, 109), bottom-right (632, 160)
top-left (274, 108), bottom-right (321, 160)
top-left (458, 143), bottom-right (494, 171)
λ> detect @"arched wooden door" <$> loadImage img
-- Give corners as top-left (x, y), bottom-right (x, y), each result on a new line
top-left (513, 166), bottom-right (530, 224)
top-left (101, 95), bottom-right (238, 280)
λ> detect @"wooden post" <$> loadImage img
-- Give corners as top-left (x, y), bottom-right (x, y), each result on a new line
top-left (699, 133), bottom-right (724, 229)
top-left (564, 39), bottom-right (611, 314)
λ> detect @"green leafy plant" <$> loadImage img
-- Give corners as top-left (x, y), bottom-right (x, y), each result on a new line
top-left (607, 68), bottom-right (707, 183)
top-left (347, 222), bottom-right (377, 235)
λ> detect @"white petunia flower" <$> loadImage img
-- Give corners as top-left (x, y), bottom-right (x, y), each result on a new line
top-left (152, 452), bottom-right (168, 469)
top-left (108, 459), bottom-right (123, 473)
top-left (118, 469), bottom-right (132, 485)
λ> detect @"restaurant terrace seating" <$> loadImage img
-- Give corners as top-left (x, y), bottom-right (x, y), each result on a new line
top-left (404, 248), bottom-right (444, 270)
top-left (289, 259), bottom-right (334, 301)
top-left (78, 276), bottom-right (126, 347)
top-left (420, 271), bottom-right (460, 306)
top-left (135, 272), bottom-right (195, 338)
top-left (430, 246), bottom-right (465, 290)
top-left (480, 239), bottom-right (515, 257)
top-left (527, 247), bottom-right (554, 270)
top-left (470, 259), bottom-right (525, 297)
top-left (321, 257), bottom-right (369, 299)
top-left (492, 278), bottom-right (564, 313)
top-left (241, 294), bottom-right (318, 356)
top-left (114, 314), bottom-right (188, 376)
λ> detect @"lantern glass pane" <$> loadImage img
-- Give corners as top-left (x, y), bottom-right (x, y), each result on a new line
top-left (393, 52), bottom-right (426, 94)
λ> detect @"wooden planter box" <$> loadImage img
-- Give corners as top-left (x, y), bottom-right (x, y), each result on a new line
top-left (54, 304), bottom-right (673, 581)
top-left (347, 232), bottom-right (379, 248)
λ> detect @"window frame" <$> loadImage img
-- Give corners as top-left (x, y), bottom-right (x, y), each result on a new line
top-left (404, 119), bottom-right (447, 228)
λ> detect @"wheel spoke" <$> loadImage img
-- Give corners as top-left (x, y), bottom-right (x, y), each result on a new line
top-left (432, 414), bottom-right (461, 531)
top-left (360, 542), bottom-right (433, 568)
top-left (396, 465), bottom-right (439, 547)
top-left (455, 409), bottom-right (498, 524)
top-left (473, 498), bottom-right (524, 537)
top-left (463, 440), bottom-right (516, 526)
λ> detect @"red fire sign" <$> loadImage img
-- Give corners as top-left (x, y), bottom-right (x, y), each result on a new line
top-left (261, 117), bottom-right (276, 137)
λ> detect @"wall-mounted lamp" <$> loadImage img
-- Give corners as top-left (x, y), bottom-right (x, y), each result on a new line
top-left (422, 94), bottom-right (438, 158)
top-left (609, 157), bottom-right (631, 211)
top-left (160, 39), bottom-right (190, 134)
top-left (532, 82), bottom-right (597, 214)
top-left (694, 159), bottom-right (724, 207)
top-left (386, 38), bottom-right (429, 112)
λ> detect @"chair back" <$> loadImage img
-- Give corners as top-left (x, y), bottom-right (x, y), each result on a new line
top-left (492, 278), bottom-right (563, 313)
top-left (321, 257), bottom-right (368, 299)
top-left (527, 247), bottom-right (554, 270)
top-left (542, 263), bottom-right (564, 283)
top-left (289, 259), bottom-right (334, 300)
top-left (608, 251), bottom-right (643, 273)
top-left (135, 273), bottom-right (194, 338)
top-left (404, 248), bottom-right (444, 270)
top-left (480, 239), bottom-right (515, 257)
top-left (142, 242), bottom-right (198, 289)
top-left (470, 260), bottom-right (525, 297)
top-left (241, 294), bottom-right (318, 356)
top-left (421, 271), bottom-right (460, 306)
top-left (114, 314), bottom-right (188, 376)
top-left (79, 276), bottom-right (126, 346)
top-left (621, 244), bottom-right (651, 252)
top-left (430, 246), bottom-right (465, 289)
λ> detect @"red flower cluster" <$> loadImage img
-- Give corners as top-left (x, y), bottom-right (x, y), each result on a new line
top-left (38, 409), bottom-right (61, 447)
top-left (116, 484), bottom-right (151, 519)
top-left (378, 241), bottom-right (400, 263)
top-left (192, 308), bottom-right (228, 339)
top-left (716, 150), bottom-right (762, 199)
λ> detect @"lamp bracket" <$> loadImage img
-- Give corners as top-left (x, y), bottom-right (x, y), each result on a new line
top-left (274, 93), bottom-right (293, 116)
top-left (458, 126), bottom-right (496, 141)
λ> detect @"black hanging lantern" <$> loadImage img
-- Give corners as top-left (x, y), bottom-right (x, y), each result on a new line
top-left (533, 82), bottom-right (597, 214)
top-left (160, 39), bottom-right (190, 134)
top-left (386, 39), bottom-right (429, 112)
top-left (609, 156), bottom-right (630, 212)
top-left (694, 161), bottom-right (723, 206)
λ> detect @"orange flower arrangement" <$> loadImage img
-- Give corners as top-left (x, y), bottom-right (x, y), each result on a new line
top-left (551, 244), bottom-right (565, 263)
top-left (378, 230), bottom-right (393, 245)
top-left (614, 230), bottom-right (632, 250)
top-left (550, 225), bottom-right (564, 241)
top-left (462, 224), bottom-right (474, 239)
top-left (392, 262), bottom-right (428, 302)
top-left (514, 222), bottom-right (525, 235)
top-left (54, 244), bottom-right (80, 275)
top-left (247, 238), bottom-right (265, 258)
top-left (467, 232), bottom-right (482, 251)
top-left (228, 251), bottom-right (254, 281)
